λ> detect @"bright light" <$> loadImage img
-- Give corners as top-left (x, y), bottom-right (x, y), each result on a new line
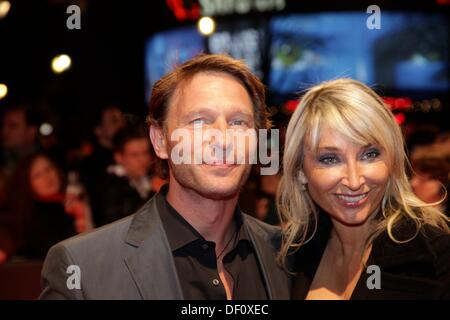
top-left (40, 123), bottom-right (53, 136)
top-left (0, 83), bottom-right (8, 100)
top-left (0, 1), bottom-right (11, 19)
top-left (51, 54), bottom-right (72, 74)
top-left (198, 16), bottom-right (215, 36)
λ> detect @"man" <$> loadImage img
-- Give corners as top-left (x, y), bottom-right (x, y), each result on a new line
top-left (39, 54), bottom-right (290, 299)
top-left (0, 104), bottom-right (40, 263)
top-left (79, 105), bottom-right (125, 226)
top-left (1, 104), bottom-right (39, 177)
top-left (99, 124), bottom-right (156, 226)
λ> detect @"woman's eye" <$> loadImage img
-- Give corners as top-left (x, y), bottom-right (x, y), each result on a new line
top-left (361, 148), bottom-right (380, 160)
top-left (318, 154), bottom-right (340, 165)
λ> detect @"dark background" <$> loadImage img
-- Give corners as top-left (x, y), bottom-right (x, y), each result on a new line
top-left (0, 0), bottom-right (449, 148)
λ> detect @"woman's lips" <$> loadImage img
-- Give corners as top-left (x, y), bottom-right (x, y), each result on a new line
top-left (334, 192), bottom-right (369, 208)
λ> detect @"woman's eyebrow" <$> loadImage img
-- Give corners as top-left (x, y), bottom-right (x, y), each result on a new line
top-left (317, 146), bottom-right (340, 151)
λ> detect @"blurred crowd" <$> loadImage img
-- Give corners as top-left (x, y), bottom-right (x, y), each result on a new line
top-left (0, 101), bottom-right (448, 265)
top-left (0, 103), bottom-right (165, 264)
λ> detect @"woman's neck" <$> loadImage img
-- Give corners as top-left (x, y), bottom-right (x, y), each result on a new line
top-left (329, 218), bottom-right (374, 261)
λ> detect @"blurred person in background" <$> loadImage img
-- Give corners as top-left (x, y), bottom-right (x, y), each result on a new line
top-left (79, 104), bottom-right (125, 226)
top-left (410, 144), bottom-right (450, 215)
top-left (0, 153), bottom-right (92, 263)
top-left (0, 103), bottom-right (40, 179)
top-left (99, 124), bottom-right (164, 226)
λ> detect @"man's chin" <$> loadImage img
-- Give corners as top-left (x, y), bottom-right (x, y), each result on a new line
top-left (193, 184), bottom-right (241, 201)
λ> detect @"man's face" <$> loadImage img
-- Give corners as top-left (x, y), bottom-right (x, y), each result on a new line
top-left (159, 72), bottom-right (256, 200)
top-left (115, 138), bottom-right (152, 180)
top-left (2, 110), bottom-right (36, 151)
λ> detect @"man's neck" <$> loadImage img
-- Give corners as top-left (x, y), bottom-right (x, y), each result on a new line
top-left (166, 180), bottom-right (238, 252)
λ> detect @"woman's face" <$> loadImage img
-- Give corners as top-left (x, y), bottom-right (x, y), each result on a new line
top-left (30, 156), bottom-right (61, 198)
top-left (302, 127), bottom-right (390, 226)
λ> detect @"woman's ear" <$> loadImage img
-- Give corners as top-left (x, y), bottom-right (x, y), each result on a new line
top-left (298, 171), bottom-right (308, 185)
top-left (149, 125), bottom-right (168, 160)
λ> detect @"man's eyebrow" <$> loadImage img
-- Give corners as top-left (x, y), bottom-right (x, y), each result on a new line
top-left (181, 108), bottom-right (217, 119)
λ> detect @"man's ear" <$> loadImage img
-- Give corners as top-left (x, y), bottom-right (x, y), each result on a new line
top-left (149, 125), bottom-right (168, 160)
top-left (298, 171), bottom-right (308, 185)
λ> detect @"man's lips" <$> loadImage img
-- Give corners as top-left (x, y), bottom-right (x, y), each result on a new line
top-left (201, 161), bottom-right (238, 168)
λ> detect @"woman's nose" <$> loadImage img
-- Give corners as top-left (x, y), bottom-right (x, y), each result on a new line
top-left (342, 162), bottom-right (365, 191)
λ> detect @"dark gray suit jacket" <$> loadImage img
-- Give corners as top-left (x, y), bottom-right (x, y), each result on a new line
top-left (39, 195), bottom-right (291, 299)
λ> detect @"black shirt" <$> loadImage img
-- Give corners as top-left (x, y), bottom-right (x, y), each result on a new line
top-left (157, 188), bottom-right (268, 300)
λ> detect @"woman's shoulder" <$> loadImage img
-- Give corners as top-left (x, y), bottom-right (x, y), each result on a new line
top-left (418, 224), bottom-right (450, 271)
top-left (398, 221), bottom-right (450, 256)
top-left (373, 221), bottom-right (450, 278)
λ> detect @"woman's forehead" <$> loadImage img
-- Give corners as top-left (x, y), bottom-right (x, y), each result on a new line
top-left (304, 126), bottom-right (379, 152)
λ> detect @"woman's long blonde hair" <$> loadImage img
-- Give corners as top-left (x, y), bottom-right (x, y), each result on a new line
top-left (277, 78), bottom-right (449, 265)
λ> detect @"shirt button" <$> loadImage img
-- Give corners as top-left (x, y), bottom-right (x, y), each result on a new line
top-left (202, 244), bottom-right (209, 250)
top-left (212, 279), bottom-right (220, 286)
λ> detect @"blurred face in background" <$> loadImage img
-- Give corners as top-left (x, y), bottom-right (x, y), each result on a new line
top-left (95, 107), bottom-right (125, 148)
top-left (2, 110), bottom-right (37, 151)
top-left (30, 156), bottom-right (61, 198)
top-left (410, 172), bottom-right (442, 204)
top-left (115, 138), bottom-right (152, 180)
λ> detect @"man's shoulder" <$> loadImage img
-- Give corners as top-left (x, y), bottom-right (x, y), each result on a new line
top-left (54, 215), bottom-right (134, 257)
top-left (242, 213), bottom-right (281, 240)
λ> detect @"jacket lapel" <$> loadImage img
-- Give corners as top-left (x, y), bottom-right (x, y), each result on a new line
top-left (123, 197), bottom-right (184, 300)
top-left (243, 216), bottom-right (291, 300)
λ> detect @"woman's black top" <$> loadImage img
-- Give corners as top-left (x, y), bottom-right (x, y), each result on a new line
top-left (292, 213), bottom-right (450, 299)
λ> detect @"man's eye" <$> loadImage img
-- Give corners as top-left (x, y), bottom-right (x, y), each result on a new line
top-left (229, 119), bottom-right (247, 126)
top-left (191, 119), bottom-right (205, 126)
top-left (318, 154), bottom-right (340, 165)
top-left (361, 148), bottom-right (380, 160)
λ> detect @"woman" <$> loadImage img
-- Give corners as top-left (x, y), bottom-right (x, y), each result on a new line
top-left (4, 153), bottom-right (90, 260)
top-left (277, 78), bottom-right (450, 299)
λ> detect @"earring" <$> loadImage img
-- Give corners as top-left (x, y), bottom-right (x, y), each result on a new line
top-left (297, 171), bottom-right (307, 191)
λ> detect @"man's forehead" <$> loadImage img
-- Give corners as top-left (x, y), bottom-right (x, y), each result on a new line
top-left (171, 73), bottom-right (251, 107)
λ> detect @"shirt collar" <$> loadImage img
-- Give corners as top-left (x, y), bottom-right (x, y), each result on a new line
top-left (157, 184), bottom-right (250, 252)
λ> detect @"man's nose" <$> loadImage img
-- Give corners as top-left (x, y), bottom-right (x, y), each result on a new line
top-left (210, 119), bottom-right (232, 150)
